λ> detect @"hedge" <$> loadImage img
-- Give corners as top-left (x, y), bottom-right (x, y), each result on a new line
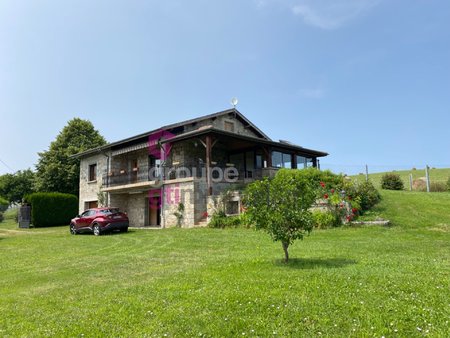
top-left (0, 196), bottom-right (8, 212)
top-left (25, 192), bottom-right (78, 227)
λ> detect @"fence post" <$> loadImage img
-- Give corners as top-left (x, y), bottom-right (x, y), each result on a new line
top-left (425, 165), bottom-right (430, 193)
top-left (409, 174), bottom-right (413, 191)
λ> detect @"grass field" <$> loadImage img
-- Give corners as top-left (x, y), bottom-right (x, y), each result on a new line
top-left (1, 192), bottom-right (449, 337)
top-left (353, 167), bottom-right (450, 189)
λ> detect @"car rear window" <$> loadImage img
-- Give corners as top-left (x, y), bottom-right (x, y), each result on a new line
top-left (100, 208), bottom-right (120, 215)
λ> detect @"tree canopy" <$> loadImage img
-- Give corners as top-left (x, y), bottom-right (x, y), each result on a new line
top-left (34, 118), bottom-right (107, 197)
top-left (0, 169), bottom-right (36, 204)
top-left (244, 168), bottom-right (317, 262)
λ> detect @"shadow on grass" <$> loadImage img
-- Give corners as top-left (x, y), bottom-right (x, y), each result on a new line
top-left (75, 230), bottom-right (135, 236)
top-left (275, 257), bottom-right (357, 269)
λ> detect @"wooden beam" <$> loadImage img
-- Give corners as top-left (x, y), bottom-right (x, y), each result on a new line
top-left (206, 135), bottom-right (212, 196)
top-left (262, 147), bottom-right (272, 167)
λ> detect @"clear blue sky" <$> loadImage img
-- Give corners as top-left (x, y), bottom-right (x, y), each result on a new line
top-left (1, 0), bottom-right (449, 175)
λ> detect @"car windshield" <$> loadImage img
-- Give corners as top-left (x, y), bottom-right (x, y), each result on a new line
top-left (99, 208), bottom-right (120, 215)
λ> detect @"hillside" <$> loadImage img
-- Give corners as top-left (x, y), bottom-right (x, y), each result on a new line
top-left (352, 167), bottom-right (450, 190)
top-left (359, 190), bottom-right (450, 230)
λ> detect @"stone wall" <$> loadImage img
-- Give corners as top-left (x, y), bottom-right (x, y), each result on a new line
top-left (127, 192), bottom-right (147, 227)
top-left (162, 180), bottom-right (196, 228)
top-left (109, 193), bottom-right (129, 213)
top-left (79, 153), bottom-right (109, 213)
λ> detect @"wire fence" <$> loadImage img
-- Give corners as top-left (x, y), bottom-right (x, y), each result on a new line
top-left (320, 163), bottom-right (450, 192)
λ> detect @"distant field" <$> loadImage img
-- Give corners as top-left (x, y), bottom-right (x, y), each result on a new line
top-left (352, 167), bottom-right (450, 189)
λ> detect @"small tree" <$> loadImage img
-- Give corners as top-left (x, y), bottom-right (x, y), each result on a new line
top-left (244, 169), bottom-right (316, 263)
top-left (173, 202), bottom-right (185, 227)
top-left (381, 173), bottom-right (404, 190)
top-left (97, 191), bottom-right (107, 207)
top-left (0, 169), bottom-right (36, 204)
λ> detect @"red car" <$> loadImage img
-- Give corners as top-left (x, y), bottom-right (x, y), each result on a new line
top-left (70, 208), bottom-right (129, 236)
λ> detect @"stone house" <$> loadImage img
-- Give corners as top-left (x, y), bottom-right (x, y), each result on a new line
top-left (74, 109), bottom-right (327, 227)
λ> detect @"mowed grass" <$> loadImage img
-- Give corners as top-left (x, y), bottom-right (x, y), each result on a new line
top-left (1, 196), bottom-right (450, 337)
top-left (353, 168), bottom-right (450, 189)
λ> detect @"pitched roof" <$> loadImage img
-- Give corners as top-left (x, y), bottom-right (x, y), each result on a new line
top-left (72, 108), bottom-right (326, 158)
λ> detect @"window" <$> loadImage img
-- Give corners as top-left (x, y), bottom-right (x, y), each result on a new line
top-left (255, 155), bottom-right (263, 169)
top-left (272, 151), bottom-right (293, 168)
top-left (272, 152), bottom-right (283, 168)
top-left (88, 164), bottom-right (97, 181)
top-left (296, 156), bottom-right (306, 169)
top-left (224, 121), bottom-right (235, 132)
top-left (226, 201), bottom-right (239, 215)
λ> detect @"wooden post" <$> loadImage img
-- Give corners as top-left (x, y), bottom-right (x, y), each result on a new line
top-left (205, 135), bottom-right (212, 196)
top-left (365, 164), bottom-right (369, 182)
top-left (409, 174), bottom-right (413, 191)
top-left (263, 147), bottom-right (272, 167)
top-left (425, 165), bottom-right (430, 193)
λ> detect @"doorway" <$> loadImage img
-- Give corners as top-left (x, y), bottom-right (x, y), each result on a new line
top-left (145, 196), bottom-right (161, 227)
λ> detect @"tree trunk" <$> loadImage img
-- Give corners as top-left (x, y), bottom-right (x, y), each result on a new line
top-left (282, 241), bottom-right (289, 263)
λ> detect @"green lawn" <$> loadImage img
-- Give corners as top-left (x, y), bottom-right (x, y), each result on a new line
top-left (353, 167), bottom-right (450, 189)
top-left (1, 194), bottom-right (449, 337)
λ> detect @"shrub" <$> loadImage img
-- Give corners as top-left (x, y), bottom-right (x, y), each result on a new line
top-left (347, 181), bottom-right (381, 212)
top-left (0, 196), bottom-right (8, 212)
top-left (0, 211), bottom-right (3, 223)
top-left (208, 210), bottom-right (242, 228)
top-left (381, 173), bottom-right (404, 190)
top-left (312, 210), bottom-right (338, 229)
top-left (430, 182), bottom-right (447, 192)
top-left (24, 192), bottom-right (78, 227)
top-left (447, 177), bottom-right (450, 192)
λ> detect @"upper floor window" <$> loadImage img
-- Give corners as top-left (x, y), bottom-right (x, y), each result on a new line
top-left (88, 163), bottom-right (97, 182)
top-left (224, 121), bottom-right (235, 132)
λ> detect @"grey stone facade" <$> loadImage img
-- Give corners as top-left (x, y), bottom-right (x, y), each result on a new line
top-left (76, 109), bottom-right (326, 228)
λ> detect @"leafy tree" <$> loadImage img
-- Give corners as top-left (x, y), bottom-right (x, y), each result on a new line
top-left (0, 169), bottom-right (36, 203)
top-left (244, 168), bottom-right (317, 263)
top-left (0, 196), bottom-right (8, 212)
top-left (34, 118), bottom-right (107, 196)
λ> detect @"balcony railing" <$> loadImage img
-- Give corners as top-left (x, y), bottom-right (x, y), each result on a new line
top-left (102, 163), bottom-right (279, 188)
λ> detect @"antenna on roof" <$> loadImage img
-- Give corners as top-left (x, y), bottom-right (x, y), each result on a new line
top-left (230, 97), bottom-right (238, 108)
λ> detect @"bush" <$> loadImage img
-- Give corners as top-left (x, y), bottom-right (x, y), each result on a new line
top-left (381, 173), bottom-right (404, 190)
top-left (0, 211), bottom-right (3, 223)
top-left (447, 177), bottom-right (450, 192)
top-left (208, 210), bottom-right (247, 229)
top-left (430, 182), bottom-right (447, 192)
top-left (312, 210), bottom-right (339, 229)
top-left (0, 196), bottom-right (8, 212)
top-left (24, 192), bottom-right (78, 227)
top-left (347, 181), bottom-right (381, 211)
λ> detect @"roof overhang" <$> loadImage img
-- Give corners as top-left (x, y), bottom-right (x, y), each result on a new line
top-left (161, 126), bottom-right (328, 157)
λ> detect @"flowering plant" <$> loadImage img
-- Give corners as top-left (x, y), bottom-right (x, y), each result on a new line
top-left (317, 181), bottom-right (359, 224)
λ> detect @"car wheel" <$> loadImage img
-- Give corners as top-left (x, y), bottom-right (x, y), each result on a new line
top-left (120, 227), bottom-right (128, 233)
top-left (70, 223), bottom-right (77, 235)
top-left (93, 224), bottom-right (101, 236)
